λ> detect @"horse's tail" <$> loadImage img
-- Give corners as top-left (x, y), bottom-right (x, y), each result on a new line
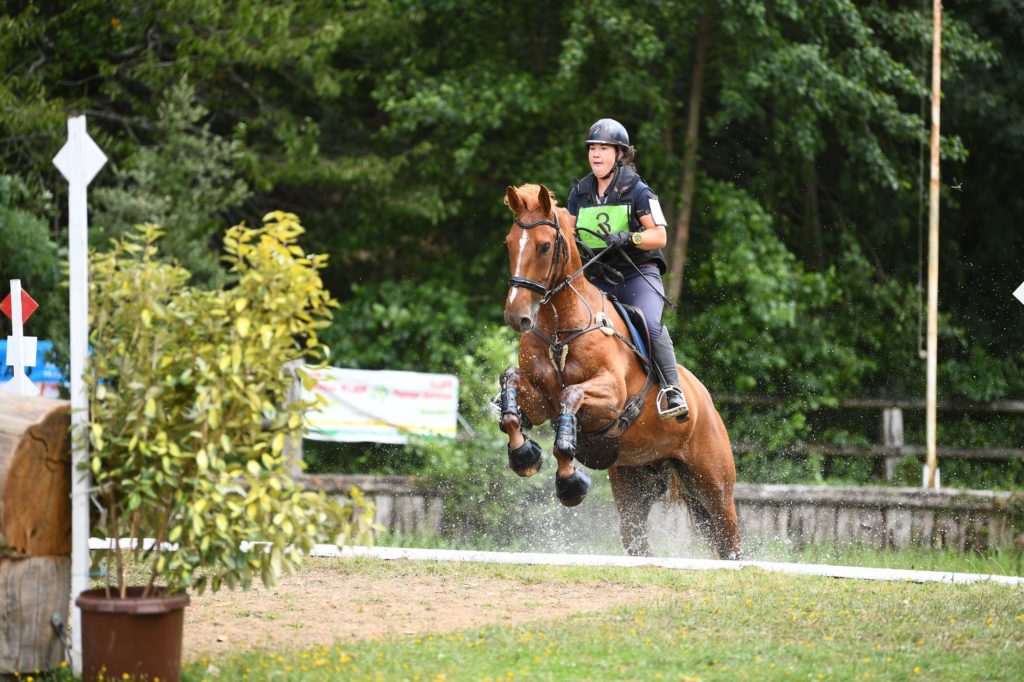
top-left (668, 465), bottom-right (685, 504)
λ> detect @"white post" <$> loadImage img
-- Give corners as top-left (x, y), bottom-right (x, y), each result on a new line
top-left (924, 0), bottom-right (942, 490)
top-left (53, 115), bottom-right (107, 674)
top-left (2, 279), bottom-right (39, 396)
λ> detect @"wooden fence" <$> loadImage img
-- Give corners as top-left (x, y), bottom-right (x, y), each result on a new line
top-left (300, 474), bottom-right (1023, 552)
top-left (719, 396), bottom-right (1024, 479)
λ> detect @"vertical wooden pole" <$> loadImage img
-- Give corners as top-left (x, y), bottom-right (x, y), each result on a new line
top-left (925, 0), bottom-right (942, 489)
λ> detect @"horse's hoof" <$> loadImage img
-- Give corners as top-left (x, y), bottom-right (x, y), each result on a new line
top-left (555, 468), bottom-right (591, 507)
top-left (554, 413), bottom-right (578, 457)
top-left (508, 437), bottom-right (543, 477)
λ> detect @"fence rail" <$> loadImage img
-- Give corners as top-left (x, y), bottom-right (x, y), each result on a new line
top-left (719, 395), bottom-right (1024, 473)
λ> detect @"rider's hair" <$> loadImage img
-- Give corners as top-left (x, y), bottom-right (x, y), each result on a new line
top-left (618, 145), bottom-right (637, 171)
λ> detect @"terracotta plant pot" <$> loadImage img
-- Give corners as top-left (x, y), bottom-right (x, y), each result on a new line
top-left (76, 587), bottom-right (190, 682)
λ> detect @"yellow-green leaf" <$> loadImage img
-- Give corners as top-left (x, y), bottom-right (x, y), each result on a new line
top-left (236, 317), bottom-right (251, 337)
top-left (234, 298), bottom-right (249, 312)
top-left (196, 448), bottom-right (209, 472)
top-left (247, 460), bottom-right (261, 476)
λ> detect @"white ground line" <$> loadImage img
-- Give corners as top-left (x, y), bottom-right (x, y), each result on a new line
top-left (310, 545), bottom-right (1024, 587)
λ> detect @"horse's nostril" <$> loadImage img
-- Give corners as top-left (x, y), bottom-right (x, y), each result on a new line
top-left (519, 317), bottom-right (533, 331)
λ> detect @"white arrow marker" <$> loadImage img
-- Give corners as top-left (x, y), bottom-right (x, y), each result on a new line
top-left (1014, 281), bottom-right (1024, 306)
top-left (53, 115), bottom-right (106, 676)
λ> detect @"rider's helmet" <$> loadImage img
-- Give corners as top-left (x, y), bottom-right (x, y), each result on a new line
top-left (585, 118), bottom-right (630, 150)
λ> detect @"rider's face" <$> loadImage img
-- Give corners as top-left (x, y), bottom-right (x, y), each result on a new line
top-left (588, 144), bottom-right (619, 178)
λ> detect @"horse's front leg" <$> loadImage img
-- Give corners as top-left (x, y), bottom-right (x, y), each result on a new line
top-left (499, 367), bottom-right (547, 477)
top-left (553, 374), bottom-right (622, 507)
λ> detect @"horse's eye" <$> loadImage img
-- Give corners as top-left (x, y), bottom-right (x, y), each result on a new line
top-left (539, 242), bottom-right (551, 255)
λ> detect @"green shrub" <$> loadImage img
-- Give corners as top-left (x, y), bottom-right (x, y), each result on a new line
top-left (86, 215), bottom-right (374, 597)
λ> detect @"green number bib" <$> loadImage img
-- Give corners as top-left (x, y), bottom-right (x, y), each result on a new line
top-left (576, 204), bottom-right (631, 249)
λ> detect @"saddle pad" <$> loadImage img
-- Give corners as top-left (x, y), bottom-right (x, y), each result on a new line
top-left (609, 298), bottom-right (651, 365)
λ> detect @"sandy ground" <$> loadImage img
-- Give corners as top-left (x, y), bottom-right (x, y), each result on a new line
top-left (183, 560), bottom-right (672, 661)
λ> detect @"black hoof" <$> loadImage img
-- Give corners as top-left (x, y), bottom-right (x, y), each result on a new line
top-left (555, 468), bottom-right (591, 507)
top-left (554, 413), bottom-right (578, 457)
top-left (508, 437), bottom-right (543, 477)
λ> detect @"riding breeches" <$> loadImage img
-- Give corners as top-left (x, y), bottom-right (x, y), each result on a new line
top-left (591, 264), bottom-right (666, 340)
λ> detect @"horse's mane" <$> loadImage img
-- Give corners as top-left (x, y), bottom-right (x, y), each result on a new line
top-left (507, 183), bottom-right (560, 213)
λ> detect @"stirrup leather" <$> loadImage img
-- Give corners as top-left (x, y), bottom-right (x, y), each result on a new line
top-left (656, 385), bottom-right (689, 419)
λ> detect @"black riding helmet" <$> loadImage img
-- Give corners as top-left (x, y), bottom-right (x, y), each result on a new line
top-left (585, 118), bottom-right (630, 150)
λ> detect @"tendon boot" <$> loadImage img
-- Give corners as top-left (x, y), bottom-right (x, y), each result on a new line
top-left (649, 328), bottom-right (690, 423)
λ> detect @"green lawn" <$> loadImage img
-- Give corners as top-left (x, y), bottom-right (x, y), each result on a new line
top-left (178, 559), bottom-right (1024, 682)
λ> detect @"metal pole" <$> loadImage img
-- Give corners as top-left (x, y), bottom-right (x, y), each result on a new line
top-left (925, 0), bottom-right (942, 489)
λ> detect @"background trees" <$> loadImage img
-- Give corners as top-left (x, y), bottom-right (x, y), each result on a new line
top-left (1, 1), bottom-right (1021, 486)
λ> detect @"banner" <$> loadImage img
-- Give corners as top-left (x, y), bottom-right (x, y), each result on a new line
top-left (302, 367), bottom-right (459, 444)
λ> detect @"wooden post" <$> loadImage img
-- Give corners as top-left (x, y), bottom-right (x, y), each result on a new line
top-left (925, 0), bottom-right (942, 490)
top-left (0, 393), bottom-right (72, 673)
top-left (882, 408), bottom-right (904, 482)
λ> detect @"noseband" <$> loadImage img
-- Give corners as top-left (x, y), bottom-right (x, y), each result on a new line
top-left (507, 213), bottom-right (568, 302)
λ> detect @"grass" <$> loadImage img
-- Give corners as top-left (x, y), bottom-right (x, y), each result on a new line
top-left (170, 558), bottom-right (1024, 682)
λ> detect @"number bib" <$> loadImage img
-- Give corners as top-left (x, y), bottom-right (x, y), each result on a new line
top-left (576, 204), bottom-right (631, 249)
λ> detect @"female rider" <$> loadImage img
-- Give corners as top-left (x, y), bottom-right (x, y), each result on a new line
top-left (562, 118), bottom-right (689, 422)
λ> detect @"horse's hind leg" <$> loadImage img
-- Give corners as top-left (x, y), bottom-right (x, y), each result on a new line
top-left (608, 464), bottom-right (668, 557)
top-left (668, 460), bottom-right (741, 560)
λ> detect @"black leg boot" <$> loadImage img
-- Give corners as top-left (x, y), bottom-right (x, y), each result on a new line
top-left (649, 328), bottom-right (690, 423)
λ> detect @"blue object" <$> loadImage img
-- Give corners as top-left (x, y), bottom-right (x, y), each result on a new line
top-left (609, 299), bottom-right (649, 361)
top-left (0, 339), bottom-right (68, 384)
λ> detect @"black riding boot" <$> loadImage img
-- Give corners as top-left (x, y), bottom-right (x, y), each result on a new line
top-left (649, 328), bottom-right (690, 423)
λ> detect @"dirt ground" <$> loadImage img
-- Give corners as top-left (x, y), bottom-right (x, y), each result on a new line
top-left (183, 560), bottom-right (671, 662)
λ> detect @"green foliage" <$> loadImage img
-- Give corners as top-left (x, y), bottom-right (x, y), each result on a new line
top-left (0, 174), bottom-right (62, 343)
top-left (2, 1), bottom-right (1022, 492)
top-left (86, 215), bottom-right (373, 597)
top-left (323, 279), bottom-right (481, 372)
top-left (92, 77), bottom-right (251, 287)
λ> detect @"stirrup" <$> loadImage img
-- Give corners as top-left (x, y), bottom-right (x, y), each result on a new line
top-left (656, 386), bottom-right (689, 421)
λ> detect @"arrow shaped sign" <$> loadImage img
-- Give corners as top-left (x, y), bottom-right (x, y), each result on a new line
top-left (1014, 281), bottom-right (1024, 307)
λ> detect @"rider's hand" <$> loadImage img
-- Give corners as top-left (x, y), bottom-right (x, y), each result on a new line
top-left (603, 231), bottom-right (632, 250)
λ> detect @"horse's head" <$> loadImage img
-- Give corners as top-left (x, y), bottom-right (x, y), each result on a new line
top-left (503, 184), bottom-right (572, 332)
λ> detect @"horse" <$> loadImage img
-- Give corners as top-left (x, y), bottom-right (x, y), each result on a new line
top-left (498, 183), bottom-right (741, 559)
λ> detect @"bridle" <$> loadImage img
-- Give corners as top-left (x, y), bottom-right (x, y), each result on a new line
top-left (506, 212), bottom-right (569, 304)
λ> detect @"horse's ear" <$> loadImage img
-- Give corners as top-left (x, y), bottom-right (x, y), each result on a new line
top-left (538, 185), bottom-right (552, 216)
top-left (505, 186), bottom-right (524, 214)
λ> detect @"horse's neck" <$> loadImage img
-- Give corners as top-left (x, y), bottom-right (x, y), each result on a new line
top-left (536, 210), bottom-right (605, 331)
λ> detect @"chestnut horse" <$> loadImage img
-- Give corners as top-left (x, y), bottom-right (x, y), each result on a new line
top-left (499, 183), bottom-right (741, 559)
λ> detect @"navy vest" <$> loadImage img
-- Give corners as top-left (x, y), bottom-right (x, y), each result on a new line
top-left (573, 166), bottom-right (668, 276)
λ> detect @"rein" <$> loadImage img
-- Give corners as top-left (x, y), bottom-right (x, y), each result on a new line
top-left (507, 204), bottom-right (659, 438)
top-left (507, 209), bottom-right (641, 386)
top-left (507, 211), bottom-right (614, 304)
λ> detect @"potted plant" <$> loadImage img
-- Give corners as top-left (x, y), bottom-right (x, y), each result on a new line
top-left (78, 213), bottom-right (374, 682)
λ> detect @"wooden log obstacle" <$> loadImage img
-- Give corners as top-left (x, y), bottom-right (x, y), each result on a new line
top-left (0, 393), bottom-right (72, 674)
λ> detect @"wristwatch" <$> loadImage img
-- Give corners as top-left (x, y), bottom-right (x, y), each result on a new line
top-left (631, 231), bottom-right (644, 246)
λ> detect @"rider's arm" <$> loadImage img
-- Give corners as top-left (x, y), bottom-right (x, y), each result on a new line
top-left (633, 186), bottom-right (667, 249)
top-left (634, 213), bottom-right (667, 249)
